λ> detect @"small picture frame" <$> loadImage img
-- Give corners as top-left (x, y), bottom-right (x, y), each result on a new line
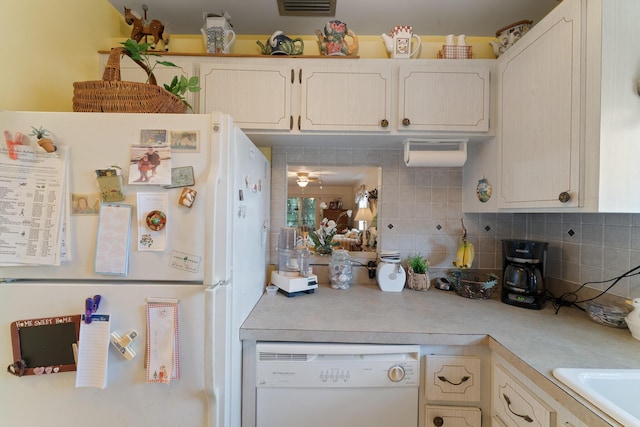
top-left (329, 201), bottom-right (337, 209)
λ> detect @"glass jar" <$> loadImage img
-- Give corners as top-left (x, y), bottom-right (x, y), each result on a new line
top-left (329, 249), bottom-right (352, 289)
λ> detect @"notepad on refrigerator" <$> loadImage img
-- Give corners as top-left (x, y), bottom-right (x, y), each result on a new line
top-left (145, 299), bottom-right (180, 384)
top-left (95, 203), bottom-right (132, 275)
top-left (75, 314), bottom-right (111, 389)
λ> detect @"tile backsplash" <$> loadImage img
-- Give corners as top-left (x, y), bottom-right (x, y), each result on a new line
top-left (270, 147), bottom-right (640, 299)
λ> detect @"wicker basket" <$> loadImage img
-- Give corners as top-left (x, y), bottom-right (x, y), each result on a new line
top-left (73, 48), bottom-right (186, 114)
top-left (406, 267), bottom-right (430, 291)
top-left (437, 45), bottom-right (472, 59)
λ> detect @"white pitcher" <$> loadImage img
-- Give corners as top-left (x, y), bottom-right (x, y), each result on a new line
top-left (201, 13), bottom-right (236, 54)
top-left (381, 25), bottom-right (421, 59)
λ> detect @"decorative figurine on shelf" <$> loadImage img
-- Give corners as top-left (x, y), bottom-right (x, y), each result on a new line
top-left (201, 12), bottom-right (235, 54)
top-left (257, 31), bottom-right (304, 55)
top-left (124, 6), bottom-right (170, 51)
top-left (381, 25), bottom-right (421, 59)
top-left (315, 20), bottom-right (358, 56)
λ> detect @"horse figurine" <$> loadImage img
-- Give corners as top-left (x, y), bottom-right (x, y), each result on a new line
top-left (124, 7), bottom-right (169, 51)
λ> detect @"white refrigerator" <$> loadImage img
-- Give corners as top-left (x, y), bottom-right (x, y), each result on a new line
top-left (0, 111), bottom-right (270, 427)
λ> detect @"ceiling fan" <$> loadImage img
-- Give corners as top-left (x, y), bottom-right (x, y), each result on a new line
top-left (295, 172), bottom-right (321, 188)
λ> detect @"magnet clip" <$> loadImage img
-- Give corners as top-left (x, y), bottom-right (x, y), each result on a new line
top-left (84, 294), bottom-right (102, 324)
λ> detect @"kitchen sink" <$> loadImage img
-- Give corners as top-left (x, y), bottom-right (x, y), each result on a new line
top-left (553, 368), bottom-right (640, 426)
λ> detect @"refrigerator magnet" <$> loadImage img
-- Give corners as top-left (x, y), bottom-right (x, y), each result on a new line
top-left (146, 210), bottom-right (167, 231)
top-left (164, 166), bottom-right (195, 189)
top-left (178, 188), bottom-right (197, 208)
top-left (137, 193), bottom-right (168, 251)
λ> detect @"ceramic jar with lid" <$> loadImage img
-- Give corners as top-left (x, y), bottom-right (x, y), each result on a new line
top-left (329, 249), bottom-right (352, 289)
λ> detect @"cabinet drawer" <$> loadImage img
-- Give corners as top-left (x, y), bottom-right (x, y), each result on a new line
top-left (425, 405), bottom-right (481, 427)
top-left (426, 355), bottom-right (481, 402)
top-left (493, 364), bottom-right (556, 427)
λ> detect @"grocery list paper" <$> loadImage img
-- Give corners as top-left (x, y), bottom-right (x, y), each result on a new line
top-left (75, 314), bottom-right (110, 388)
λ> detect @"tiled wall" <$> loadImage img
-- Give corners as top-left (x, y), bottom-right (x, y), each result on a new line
top-left (271, 147), bottom-right (640, 299)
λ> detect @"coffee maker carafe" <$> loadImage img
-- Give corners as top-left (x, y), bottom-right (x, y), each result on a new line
top-left (502, 240), bottom-right (548, 309)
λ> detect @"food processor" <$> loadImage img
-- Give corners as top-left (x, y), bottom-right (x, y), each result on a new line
top-left (270, 227), bottom-right (318, 297)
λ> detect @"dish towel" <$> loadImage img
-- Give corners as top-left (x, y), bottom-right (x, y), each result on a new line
top-left (145, 298), bottom-right (180, 384)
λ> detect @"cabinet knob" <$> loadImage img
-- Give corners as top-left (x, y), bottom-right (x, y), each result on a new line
top-left (402, 118), bottom-right (411, 126)
top-left (380, 119), bottom-right (389, 128)
top-left (433, 416), bottom-right (444, 427)
top-left (558, 191), bottom-right (571, 203)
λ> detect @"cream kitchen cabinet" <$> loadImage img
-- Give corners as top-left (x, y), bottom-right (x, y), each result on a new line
top-left (199, 61), bottom-right (293, 130)
top-left (199, 58), bottom-right (392, 133)
top-left (465, 0), bottom-right (640, 213)
top-left (423, 354), bottom-right (484, 427)
top-left (496, 0), bottom-right (581, 209)
top-left (492, 354), bottom-right (589, 427)
top-left (425, 355), bottom-right (481, 403)
top-left (98, 53), bottom-right (198, 112)
top-left (299, 62), bottom-right (392, 132)
top-left (398, 63), bottom-right (491, 133)
top-left (471, 0), bottom-right (640, 213)
top-left (493, 362), bottom-right (556, 427)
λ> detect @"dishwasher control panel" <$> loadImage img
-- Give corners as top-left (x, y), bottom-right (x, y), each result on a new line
top-left (256, 343), bottom-right (419, 388)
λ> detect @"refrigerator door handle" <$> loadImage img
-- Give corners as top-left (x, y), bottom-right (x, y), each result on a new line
top-left (205, 281), bottom-right (232, 427)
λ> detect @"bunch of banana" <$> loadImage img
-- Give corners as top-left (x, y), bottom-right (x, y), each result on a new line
top-left (453, 219), bottom-right (474, 269)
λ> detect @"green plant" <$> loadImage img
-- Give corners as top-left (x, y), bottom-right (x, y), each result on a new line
top-left (407, 254), bottom-right (429, 274)
top-left (121, 39), bottom-right (200, 110)
top-left (29, 126), bottom-right (50, 139)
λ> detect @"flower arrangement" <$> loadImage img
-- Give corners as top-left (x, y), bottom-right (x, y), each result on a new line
top-left (310, 204), bottom-right (352, 254)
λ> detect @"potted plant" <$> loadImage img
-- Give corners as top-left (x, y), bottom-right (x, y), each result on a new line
top-left (406, 253), bottom-right (430, 291)
top-left (29, 126), bottom-right (56, 152)
top-left (121, 39), bottom-right (200, 111)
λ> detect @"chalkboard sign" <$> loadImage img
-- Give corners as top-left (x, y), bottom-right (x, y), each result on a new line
top-left (9, 314), bottom-right (81, 376)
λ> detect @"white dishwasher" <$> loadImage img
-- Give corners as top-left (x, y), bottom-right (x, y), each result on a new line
top-left (255, 342), bottom-right (420, 427)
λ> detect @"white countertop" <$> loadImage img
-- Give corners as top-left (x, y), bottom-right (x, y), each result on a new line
top-left (241, 282), bottom-right (640, 426)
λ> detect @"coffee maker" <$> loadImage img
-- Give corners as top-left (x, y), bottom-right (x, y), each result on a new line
top-left (502, 239), bottom-right (548, 309)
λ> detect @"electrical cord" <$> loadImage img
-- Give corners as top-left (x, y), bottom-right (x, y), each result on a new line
top-left (550, 264), bottom-right (640, 314)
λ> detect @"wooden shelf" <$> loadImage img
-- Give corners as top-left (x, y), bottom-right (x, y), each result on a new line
top-left (99, 50), bottom-right (359, 59)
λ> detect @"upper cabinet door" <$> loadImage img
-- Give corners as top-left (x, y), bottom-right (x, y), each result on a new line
top-left (497, 0), bottom-right (582, 208)
top-left (299, 63), bottom-right (392, 132)
top-left (199, 62), bottom-right (293, 130)
top-left (398, 64), bottom-right (491, 132)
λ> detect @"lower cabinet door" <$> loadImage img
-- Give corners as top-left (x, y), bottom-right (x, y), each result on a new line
top-left (493, 364), bottom-right (556, 427)
top-left (491, 414), bottom-right (507, 427)
top-left (425, 405), bottom-right (481, 427)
